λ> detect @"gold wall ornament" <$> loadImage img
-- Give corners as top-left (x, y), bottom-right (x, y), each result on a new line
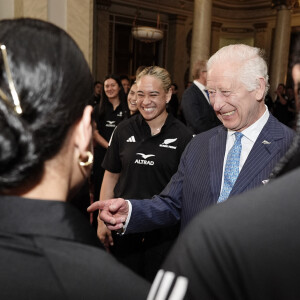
top-left (0, 44), bottom-right (22, 114)
top-left (78, 151), bottom-right (94, 167)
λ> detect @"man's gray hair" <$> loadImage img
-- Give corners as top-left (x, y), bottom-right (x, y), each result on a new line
top-left (207, 44), bottom-right (269, 97)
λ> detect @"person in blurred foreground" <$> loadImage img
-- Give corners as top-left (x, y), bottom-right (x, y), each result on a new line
top-left (0, 18), bottom-right (149, 299)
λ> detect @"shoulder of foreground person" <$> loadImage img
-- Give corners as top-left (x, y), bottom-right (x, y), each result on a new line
top-left (0, 234), bottom-right (150, 299)
top-left (158, 166), bottom-right (300, 299)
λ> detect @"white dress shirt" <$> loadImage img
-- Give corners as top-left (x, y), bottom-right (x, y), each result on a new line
top-left (193, 80), bottom-right (210, 103)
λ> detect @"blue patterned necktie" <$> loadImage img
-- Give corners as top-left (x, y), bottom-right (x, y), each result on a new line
top-left (204, 90), bottom-right (210, 102)
top-left (218, 132), bottom-right (243, 203)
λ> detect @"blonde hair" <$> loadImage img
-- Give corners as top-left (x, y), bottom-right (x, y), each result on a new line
top-left (192, 60), bottom-right (207, 80)
top-left (136, 66), bottom-right (171, 93)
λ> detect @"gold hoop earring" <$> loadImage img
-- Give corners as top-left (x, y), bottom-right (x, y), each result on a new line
top-left (78, 151), bottom-right (93, 167)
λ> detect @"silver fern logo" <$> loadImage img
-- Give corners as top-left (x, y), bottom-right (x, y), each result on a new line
top-left (159, 138), bottom-right (178, 149)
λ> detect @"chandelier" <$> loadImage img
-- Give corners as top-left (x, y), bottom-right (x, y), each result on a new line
top-left (132, 7), bottom-right (164, 43)
top-left (132, 25), bottom-right (163, 43)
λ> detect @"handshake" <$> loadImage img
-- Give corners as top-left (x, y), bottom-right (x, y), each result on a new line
top-left (88, 198), bottom-right (129, 231)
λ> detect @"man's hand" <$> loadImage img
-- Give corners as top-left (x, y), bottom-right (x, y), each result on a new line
top-left (97, 214), bottom-right (113, 251)
top-left (87, 198), bottom-right (129, 230)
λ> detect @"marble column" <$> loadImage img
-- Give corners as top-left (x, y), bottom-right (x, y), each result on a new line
top-left (189, 0), bottom-right (212, 80)
top-left (270, 4), bottom-right (292, 97)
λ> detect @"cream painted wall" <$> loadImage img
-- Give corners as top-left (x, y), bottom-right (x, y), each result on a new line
top-left (67, 0), bottom-right (93, 70)
top-left (0, 0), bottom-right (93, 70)
top-left (48, 0), bottom-right (66, 30)
top-left (0, 0), bottom-right (14, 19)
top-left (14, 0), bottom-right (47, 20)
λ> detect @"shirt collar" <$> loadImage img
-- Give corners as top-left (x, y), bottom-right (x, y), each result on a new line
top-left (227, 105), bottom-right (269, 143)
top-left (193, 80), bottom-right (206, 91)
top-left (137, 113), bottom-right (174, 135)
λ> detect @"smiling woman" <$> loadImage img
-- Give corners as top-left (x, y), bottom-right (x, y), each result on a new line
top-left (136, 66), bottom-right (173, 135)
top-left (97, 66), bottom-right (193, 281)
top-left (91, 74), bottom-right (129, 226)
top-left (127, 82), bottom-right (139, 115)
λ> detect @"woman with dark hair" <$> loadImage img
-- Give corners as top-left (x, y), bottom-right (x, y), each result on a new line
top-left (92, 74), bottom-right (128, 212)
top-left (0, 18), bottom-right (149, 298)
top-left (127, 82), bottom-right (139, 116)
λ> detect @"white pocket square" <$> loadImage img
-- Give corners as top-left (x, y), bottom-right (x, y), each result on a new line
top-left (262, 179), bottom-right (269, 185)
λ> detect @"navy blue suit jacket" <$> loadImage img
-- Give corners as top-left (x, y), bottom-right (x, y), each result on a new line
top-left (127, 114), bottom-right (295, 233)
top-left (181, 83), bottom-right (221, 134)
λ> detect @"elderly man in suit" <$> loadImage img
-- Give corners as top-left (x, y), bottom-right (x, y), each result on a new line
top-left (181, 60), bottom-right (221, 134)
top-left (149, 47), bottom-right (300, 300)
top-left (88, 44), bottom-right (294, 234)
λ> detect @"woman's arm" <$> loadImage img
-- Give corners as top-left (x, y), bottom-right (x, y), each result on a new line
top-left (97, 170), bottom-right (120, 250)
top-left (100, 170), bottom-right (120, 200)
top-left (93, 121), bottom-right (109, 149)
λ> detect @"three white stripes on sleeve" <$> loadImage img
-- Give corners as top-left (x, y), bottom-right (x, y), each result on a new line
top-left (147, 269), bottom-right (188, 300)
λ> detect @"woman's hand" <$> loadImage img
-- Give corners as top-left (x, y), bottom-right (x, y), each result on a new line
top-left (97, 214), bottom-right (114, 252)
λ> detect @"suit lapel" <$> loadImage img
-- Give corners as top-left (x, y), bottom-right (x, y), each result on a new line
top-left (231, 115), bottom-right (283, 195)
top-left (209, 126), bottom-right (227, 201)
top-left (195, 85), bottom-right (210, 107)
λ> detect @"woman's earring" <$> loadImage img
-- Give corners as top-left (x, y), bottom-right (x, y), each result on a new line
top-left (78, 151), bottom-right (93, 167)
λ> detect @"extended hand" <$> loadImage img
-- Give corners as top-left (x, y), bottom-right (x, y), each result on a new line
top-left (87, 198), bottom-right (129, 231)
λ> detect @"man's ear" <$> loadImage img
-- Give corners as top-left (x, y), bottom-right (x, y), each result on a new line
top-left (255, 78), bottom-right (266, 101)
top-left (166, 88), bottom-right (172, 104)
top-left (74, 105), bottom-right (93, 154)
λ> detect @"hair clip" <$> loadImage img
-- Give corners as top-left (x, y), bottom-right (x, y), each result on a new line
top-left (0, 44), bottom-right (22, 114)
